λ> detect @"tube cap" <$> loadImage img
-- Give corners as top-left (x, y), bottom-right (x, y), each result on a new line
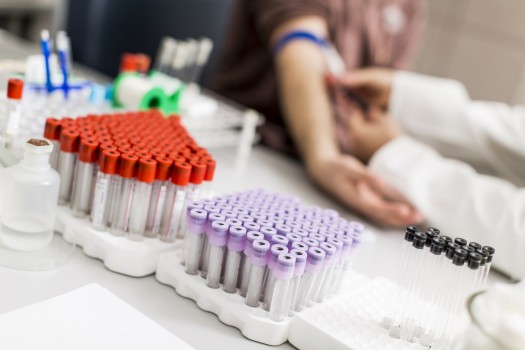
top-left (302, 237), bottom-right (320, 247)
top-left (405, 226), bottom-right (419, 242)
top-left (204, 158), bottom-right (216, 181)
top-left (171, 162), bottom-right (191, 186)
top-left (286, 233), bottom-right (302, 245)
top-left (320, 242), bottom-right (337, 262)
top-left (469, 242), bottom-right (482, 250)
top-left (412, 232), bottom-right (427, 249)
top-left (99, 150), bottom-right (120, 175)
top-left (290, 249), bottom-right (307, 277)
top-left (453, 249), bottom-right (468, 266)
top-left (251, 239), bottom-right (270, 266)
top-left (446, 242), bottom-right (460, 259)
top-left (137, 158), bottom-right (157, 183)
top-left (208, 221), bottom-right (229, 246)
top-left (154, 157), bottom-right (172, 181)
top-left (271, 235), bottom-right (289, 247)
top-left (189, 161), bottom-right (206, 185)
top-left (427, 227), bottom-right (440, 235)
top-left (291, 241), bottom-right (309, 251)
top-left (60, 129), bottom-right (80, 152)
top-left (454, 238), bottom-right (468, 247)
top-left (44, 118), bottom-right (61, 140)
top-left (476, 248), bottom-right (489, 266)
top-left (425, 230), bottom-right (440, 247)
top-left (468, 252), bottom-right (482, 269)
top-left (275, 224), bottom-right (292, 236)
top-left (243, 222), bottom-right (261, 232)
top-left (430, 237), bottom-right (446, 255)
top-left (118, 154), bottom-right (138, 178)
top-left (306, 247), bottom-right (326, 273)
top-left (482, 246), bottom-right (495, 263)
top-left (274, 253), bottom-right (296, 280)
top-left (7, 78), bottom-right (23, 99)
top-left (187, 209), bottom-right (207, 234)
top-left (227, 226), bottom-right (247, 251)
top-left (225, 218), bottom-right (242, 227)
top-left (260, 226), bottom-right (277, 240)
top-left (79, 139), bottom-right (99, 163)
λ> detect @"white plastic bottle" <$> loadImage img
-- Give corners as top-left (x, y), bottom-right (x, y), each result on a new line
top-left (0, 138), bottom-right (60, 251)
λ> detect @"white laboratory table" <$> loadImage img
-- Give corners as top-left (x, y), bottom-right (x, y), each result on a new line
top-left (0, 31), bottom-right (509, 350)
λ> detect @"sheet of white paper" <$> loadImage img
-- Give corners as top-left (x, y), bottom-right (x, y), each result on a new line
top-left (0, 283), bottom-right (194, 350)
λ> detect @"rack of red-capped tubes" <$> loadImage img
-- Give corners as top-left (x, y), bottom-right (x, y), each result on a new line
top-left (43, 110), bottom-right (216, 242)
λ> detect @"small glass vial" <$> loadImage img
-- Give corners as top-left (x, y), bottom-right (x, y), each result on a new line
top-left (0, 139), bottom-right (60, 251)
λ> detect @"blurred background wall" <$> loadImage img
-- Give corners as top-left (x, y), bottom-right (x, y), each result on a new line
top-left (1, 0), bottom-right (525, 104)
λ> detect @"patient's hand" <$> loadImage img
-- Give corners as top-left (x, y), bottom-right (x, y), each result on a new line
top-left (347, 107), bottom-right (403, 163)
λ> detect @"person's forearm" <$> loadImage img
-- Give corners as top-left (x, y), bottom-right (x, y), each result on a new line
top-left (369, 136), bottom-right (525, 279)
top-left (272, 18), bottom-right (338, 169)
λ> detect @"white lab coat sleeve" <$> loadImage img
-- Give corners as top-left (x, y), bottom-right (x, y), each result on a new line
top-left (389, 72), bottom-right (525, 186)
top-left (369, 136), bottom-right (525, 280)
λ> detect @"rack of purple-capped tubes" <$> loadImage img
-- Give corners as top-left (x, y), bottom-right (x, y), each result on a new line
top-left (181, 189), bottom-right (363, 322)
top-left (382, 226), bottom-right (495, 349)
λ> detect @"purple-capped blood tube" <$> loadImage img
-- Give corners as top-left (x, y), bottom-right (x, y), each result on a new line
top-left (349, 221), bottom-right (365, 234)
top-left (256, 218), bottom-right (273, 228)
top-left (200, 212), bottom-right (226, 276)
top-left (215, 203), bottom-right (233, 211)
top-left (206, 221), bottom-right (229, 288)
top-left (223, 226), bottom-right (247, 293)
top-left (333, 236), bottom-right (354, 292)
top-left (284, 249), bottom-right (307, 316)
top-left (269, 253), bottom-right (296, 322)
top-left (245, 239), bottom-right (270, 307)
top-left (292, 228), bottom-right (309, 238)
top-left (203, 205), bottom-right (220, 216)
top-left (232, 207), bottom-right (250, 216)
top-left (262, 244), bottom-right (288, 310)
top-left (221, 209), bottom-right (237, 219)
top-left (321, 237), bottom-right (343, 296)
top-left (250, 212), bottom-right (266, 221)
top-left (291, 241), bottom-right (309, 251)
top-left (239, 231), bottom-right (264, 297)
top-left (261, 226), bottom-right (277, 241)
top-left (294, 247), bottom-right (326, 311)
top-left (303, 237), bottom-right (320, 248)
top-left (184, 209), bottom-right (208, 275)
top-left (303, 225), bottom-right (319, 235)
top-left (286, 221), bottom-right (303, 230)
top-left (311, 242), bottom-right (337, 303)
top-left (275, 224), bottom-right (292, 236)
top-left (286, 233), bottom-right (302, 247)
top-left (268, 216), bottom-right (285, 226)
top-left (309, 233), bottom-right (326, 243)
top-left (226, 218), bottom-right (242, 227)
top-left (243, 221), bottom-right (261, 232)
top-left (271, 235), bottom-right (289, 247)
top-left (237, 214), bottom-right (254, 223)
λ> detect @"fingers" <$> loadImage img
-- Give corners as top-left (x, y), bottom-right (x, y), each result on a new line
top-left (337, 68), bottom-right (378, 89)
top-left (354, 181), bottom-right (423, 227)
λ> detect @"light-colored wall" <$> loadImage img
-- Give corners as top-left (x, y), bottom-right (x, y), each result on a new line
top-left (414, 0), bottom-right (525, 104)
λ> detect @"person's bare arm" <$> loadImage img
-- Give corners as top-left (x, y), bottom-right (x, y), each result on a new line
top-left (271, 17), bottom-right (422, 226)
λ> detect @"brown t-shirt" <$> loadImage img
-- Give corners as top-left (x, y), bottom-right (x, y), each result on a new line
top-left (212, 0), bottom-right (424, 153)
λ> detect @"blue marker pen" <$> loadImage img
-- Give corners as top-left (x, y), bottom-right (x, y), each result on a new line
top-left (40, 30), bottom-right (52, 93)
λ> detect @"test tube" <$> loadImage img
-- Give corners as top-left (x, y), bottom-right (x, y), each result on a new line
top-left (145, 157), bottom-right (172, 238)
top-left (110, 154), bottom-right (138, 236)
top-left (223, 226), bottom-right (247, 293)
top-left (291, 241), bottom-right (309, 251)
top-left (294, 247), bottom-right (326, 311)
top-left (271, 235), bottom-right (289, 247)
top-left (325, 237), bottom-right (344, 295)
top-left (184, 208), bottom-right (208, 275)
top-left (178, 160), bottom-right (206, 238)
top-left (159, 162), bottom-right (191, 242)
top-left (71, 138), bottom-right (99, 217)
top-left (269, 253), bottom-right (296, 322)
top-left (311, 242), bottom-right (336, 303)
top-left (43, 118), bottom-right (61, 169)
top-left (128, 158), bottom-right (157, 240)
top-left (57, 129), bottom-right (80, 205)
top-left (4, 78), bottom-right (23, 149)
top-left (201, 158), bottom-right (216, 199)
top-left (206, 221), bottom-right (229, 288)
top-left (200, 212), bottom-right (225, 278)
top-left (260, 226), bottom-right (277, 241)
top-left (90, 150), bottom-right (120, 230)
top-left (284, 249), bottom-right (307, 316)
top-left (239, 231), bottom-right (264, 297)
top-left (262, 244), bottom-right (289, 310)
top-left (245, 239), bottom-right (270, 307)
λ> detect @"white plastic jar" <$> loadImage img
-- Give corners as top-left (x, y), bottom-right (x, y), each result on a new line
top-left (0, 138), bottom-right (60, 251)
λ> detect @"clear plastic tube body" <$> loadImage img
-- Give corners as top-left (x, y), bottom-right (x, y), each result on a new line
top-left (206, 245), bottom-right (225, 288)
top-left (107, 175), bottom-right (122, 226)
top-left (145, 179), bottom-right (169, 237)
top-left (159, 183), bottom-right (186, 242)
top-left (4, 97), bottom-right (21, 149)
top-left (269, 253), bottom-right (295, 322)
top-left (239, 252), bottom-right (252, 297)
top-left (110, 177), bottom-right (134, 236)
top-left (200, 213), bottom-right (226, 278)
top-left (90, 172), bottom-right (115, 231)
top-left (184, 209), bottom-right (207, 275)
top-left (178, 183), bottom-right (200, 238)
top-left (245, 239), bottom-right (270, 307)
top-left (57, 151), bottom-right (77, 204)
top-left (295, 247), bottom-right (325, 311)
top-left (49, 140), bottom-right (60, 170)
top-left (223, 250), bottom-right (242, 293)
top-left (71, 161), bottom-right (95, 217)
top-left (128, 180), bottom-right (153, 241)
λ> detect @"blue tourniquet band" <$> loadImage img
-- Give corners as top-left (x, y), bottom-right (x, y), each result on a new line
top-left (273, 31), bottom-right (328, 56)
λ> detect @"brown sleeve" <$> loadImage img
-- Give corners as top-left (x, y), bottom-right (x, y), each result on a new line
top-left (251, 0), bottom-right (329, 48)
